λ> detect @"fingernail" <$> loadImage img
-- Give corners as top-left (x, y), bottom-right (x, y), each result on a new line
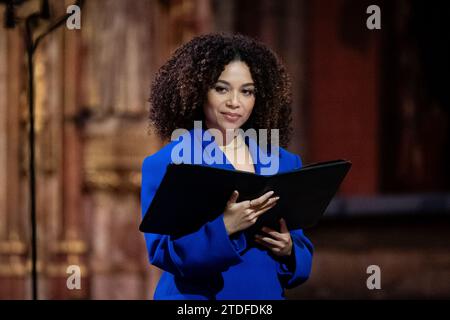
top-left (269, 191), bottom-right (274, 195)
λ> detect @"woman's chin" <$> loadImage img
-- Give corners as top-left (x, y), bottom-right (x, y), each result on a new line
top-left (224, 119), bottom-right (246, 129)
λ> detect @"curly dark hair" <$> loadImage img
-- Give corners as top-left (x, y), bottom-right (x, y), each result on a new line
top-left (148, 32), bottom-right (293, 148)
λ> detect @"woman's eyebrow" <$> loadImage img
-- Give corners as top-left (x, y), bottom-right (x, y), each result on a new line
top-left (215, 80), bottom-right (229, 86)
top-left (216, 80), bottom-right (255, 87)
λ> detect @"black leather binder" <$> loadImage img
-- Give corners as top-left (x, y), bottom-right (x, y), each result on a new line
top-left (139, 159), bottom-right (351, 237)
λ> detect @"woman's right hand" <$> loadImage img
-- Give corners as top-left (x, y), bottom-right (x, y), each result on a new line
top-left (223, 190), bottom-right (280, 236)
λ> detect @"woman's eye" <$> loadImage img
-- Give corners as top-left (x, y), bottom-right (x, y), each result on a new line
top-left (214, 86), bottom-right (227, 93)
top-left (242, 89), bottom-right (255, 96)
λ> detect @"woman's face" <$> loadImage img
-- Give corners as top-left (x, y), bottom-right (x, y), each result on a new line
top-left (203, 60), bottom-right (256, 138)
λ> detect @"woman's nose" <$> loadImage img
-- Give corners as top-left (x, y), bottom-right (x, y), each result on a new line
top-left (227, 92), bottom-right (241, 108)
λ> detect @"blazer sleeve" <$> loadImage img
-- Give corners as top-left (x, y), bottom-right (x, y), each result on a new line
top-left (276, 153), bottom-right (314, 289)
top-left (140, 155), bottom-right (247, 279)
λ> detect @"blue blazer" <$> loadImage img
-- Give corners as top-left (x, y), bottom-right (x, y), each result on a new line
top-left (140, 128), bottom-right (313, 300)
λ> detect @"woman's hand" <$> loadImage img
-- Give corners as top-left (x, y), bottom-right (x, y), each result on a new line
top-left (223, 190), bottom-right (280, 236)
top-left (254, 218), bottom-right (293, 257)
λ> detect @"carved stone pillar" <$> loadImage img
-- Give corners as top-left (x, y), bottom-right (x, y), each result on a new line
top-left (0, 22), bottom-right (29, 299)
top-left (1, 0), bottom-right (216, 299)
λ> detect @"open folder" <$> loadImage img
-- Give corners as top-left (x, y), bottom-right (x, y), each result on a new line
top-left (139, 159), bottom-right (351, 237)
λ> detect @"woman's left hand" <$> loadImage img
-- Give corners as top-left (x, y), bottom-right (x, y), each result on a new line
top-left (254, 218), bottom-right (293, 257)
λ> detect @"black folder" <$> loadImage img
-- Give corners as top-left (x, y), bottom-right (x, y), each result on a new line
top-left (139, 159), bottom-right (351, 237)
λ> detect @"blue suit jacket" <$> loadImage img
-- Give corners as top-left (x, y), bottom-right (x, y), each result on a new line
top-left (140, 128), bottom-right (313, 300)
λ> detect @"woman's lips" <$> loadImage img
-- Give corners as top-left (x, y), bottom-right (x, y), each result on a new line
top-left (221, 112), bottom-right (242, 122)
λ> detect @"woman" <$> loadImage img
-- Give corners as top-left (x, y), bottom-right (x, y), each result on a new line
top-left (141, 33), bottom-right (313, 300)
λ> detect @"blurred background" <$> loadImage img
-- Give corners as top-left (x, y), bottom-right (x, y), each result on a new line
top-left (0, 0), bottom-right (449, 299)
